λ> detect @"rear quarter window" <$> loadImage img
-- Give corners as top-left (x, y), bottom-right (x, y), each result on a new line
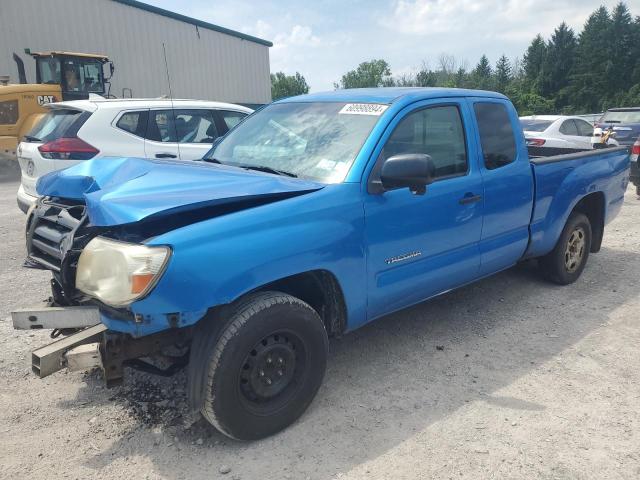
top-left (474, 102), bottom-right (517, 170)
top-left (116, 110), bottom-right (148, 137)
top-left (27, 108), bottom-right (90, 142)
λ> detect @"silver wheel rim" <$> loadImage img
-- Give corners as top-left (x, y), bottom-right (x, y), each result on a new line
top-left (564, 227), bottom-right (586, 273)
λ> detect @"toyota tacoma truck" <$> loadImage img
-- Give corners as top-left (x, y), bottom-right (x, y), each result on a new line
top-left (12, 88), bottom-right (630, 440)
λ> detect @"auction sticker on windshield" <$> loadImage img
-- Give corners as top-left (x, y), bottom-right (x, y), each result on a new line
top-left (339, 103), bottom-right (388, 116)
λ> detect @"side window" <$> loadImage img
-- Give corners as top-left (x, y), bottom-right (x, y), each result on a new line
top-left (147, 109), bottom-right (218, 144)
top-left (575, 119), bottom-right (594, 137)
top-left (559, 120), bottom-right (579, 136)
top-left (116, 110), bottom-right (148, 137)
top-left (473, 102), bottom-right (517, 170)
top-left (219, 110), bottom-right (247, 131)
top-left (380, 105), bottom-right (468, 179)
top-left (174, 109), bottom-right (217, 144)
top-left (147, 110), bottom-right (176, 142)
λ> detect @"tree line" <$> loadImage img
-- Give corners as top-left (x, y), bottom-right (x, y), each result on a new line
top-left (271, 2), bottom-right (640, 115)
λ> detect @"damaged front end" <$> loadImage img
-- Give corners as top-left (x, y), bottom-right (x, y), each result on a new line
top-left (15, 197), bottom-right (192, 386)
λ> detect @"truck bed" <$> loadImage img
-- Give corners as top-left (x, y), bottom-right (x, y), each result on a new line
top-left (526, 146), bottom-right (630, 258)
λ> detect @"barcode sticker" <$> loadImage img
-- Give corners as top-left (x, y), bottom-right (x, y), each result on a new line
top-left (339, 103), bottom-right (388, 116)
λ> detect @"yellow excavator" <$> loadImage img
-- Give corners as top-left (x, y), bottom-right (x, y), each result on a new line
top-left (0, 50), bottom-right (115, 163)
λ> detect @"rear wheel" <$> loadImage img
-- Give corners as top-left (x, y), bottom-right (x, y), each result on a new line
top-left (199, 291), bottom-right (328, 440)
top-left (539, 212), bottom-right (592, 285)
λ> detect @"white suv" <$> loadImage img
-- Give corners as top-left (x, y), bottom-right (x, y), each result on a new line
top-left (17, 98), bottom-right (252, 212)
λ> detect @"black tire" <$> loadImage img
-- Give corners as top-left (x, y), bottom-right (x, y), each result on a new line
top-left (199, 291), bottom-right (328, 440)
top-left (539, 212), bottom-right (592, 285)
top-left (636, 185), bottom-right (640, 197)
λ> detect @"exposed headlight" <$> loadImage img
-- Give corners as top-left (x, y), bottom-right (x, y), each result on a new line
top-left (76, 237), bottom-right (171, 307)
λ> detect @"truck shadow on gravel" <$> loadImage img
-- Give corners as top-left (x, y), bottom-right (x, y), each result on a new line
top-left (77, 247), bottom-right (639, 479)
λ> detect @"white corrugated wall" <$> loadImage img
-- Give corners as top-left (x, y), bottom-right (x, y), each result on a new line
top-left (0, 0), bottom-right (271, 103)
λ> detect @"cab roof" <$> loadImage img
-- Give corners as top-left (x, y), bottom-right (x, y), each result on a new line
top-left (30, 51), bottom-right (109, 61)
top-left (276, 87), bottom-right (508, 105)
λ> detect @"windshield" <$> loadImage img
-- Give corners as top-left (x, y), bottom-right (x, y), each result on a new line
top-left (204, 102), bottom-right (384, 183)
top-left (601, 110), bottom-right (640, 124)
top-left (37, 56), bottom-right (105, 94)
top-left (520, 119), bottom-right (553, 132)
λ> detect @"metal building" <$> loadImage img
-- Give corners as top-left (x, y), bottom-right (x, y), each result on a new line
top-left (0, 0), bottom-right (272, 104)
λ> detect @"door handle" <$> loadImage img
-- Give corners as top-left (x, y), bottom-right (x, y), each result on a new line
top-left (155, 153), bottom-right (177, 158)
top-left (459, 194), bottom-right (482, 205)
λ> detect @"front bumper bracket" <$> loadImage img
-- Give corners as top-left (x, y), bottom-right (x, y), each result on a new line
top-left (31, 324), bottom-right (107, 378)
top-left (12, 305), bottom-right (101, 330)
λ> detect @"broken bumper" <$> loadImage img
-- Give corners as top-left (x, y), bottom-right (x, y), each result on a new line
top-left (12, 305), bottom-right (191, 386)
top-left (12, 305), bottom-right (105, 378)
top-left (12, 305), bottom-right (101, 330)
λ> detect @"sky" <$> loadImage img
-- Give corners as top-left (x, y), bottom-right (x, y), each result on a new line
top-left (145, 0), bottom-right (631, 92)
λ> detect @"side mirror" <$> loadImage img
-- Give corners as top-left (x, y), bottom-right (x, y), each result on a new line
top-left (380, 154), bottom-right (435, 195)
top-left (104, 61), bottom-right (114, 81)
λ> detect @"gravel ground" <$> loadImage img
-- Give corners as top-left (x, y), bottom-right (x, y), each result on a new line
top-left (1, 173), bottom-right (639, 480)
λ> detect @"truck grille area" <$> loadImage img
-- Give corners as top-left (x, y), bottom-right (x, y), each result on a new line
top-left (26, 199), bottom-right (88, 272)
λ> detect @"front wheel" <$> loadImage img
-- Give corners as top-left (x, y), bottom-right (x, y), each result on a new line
top-left (539, 212), bottom-right (592, 285)
top-left (198, 291), bottom-right (328, 440)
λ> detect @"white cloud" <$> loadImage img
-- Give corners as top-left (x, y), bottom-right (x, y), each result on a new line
top-left (383, 0), bottom-right (485, 34)
top-left (274, 25), bottom-right (323, 48)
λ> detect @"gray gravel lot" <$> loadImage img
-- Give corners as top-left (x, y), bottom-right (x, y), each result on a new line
top-left (0, 173), bottom-right (639, 480)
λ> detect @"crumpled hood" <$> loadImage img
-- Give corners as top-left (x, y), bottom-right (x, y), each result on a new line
top-left (36, 157), bottom-right (324, 226)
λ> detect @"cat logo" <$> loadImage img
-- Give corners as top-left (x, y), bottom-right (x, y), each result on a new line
top-left (37, 95), bottom-right (55, 106)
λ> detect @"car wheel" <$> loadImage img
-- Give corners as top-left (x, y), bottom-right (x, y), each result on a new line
top-left (539, 212), bottom-right (592, 285)
top-left (199, 291), bottom-right (328, 440)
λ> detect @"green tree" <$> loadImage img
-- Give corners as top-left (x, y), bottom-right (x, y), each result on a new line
top-left (542, 22), bottom-right (577, 107)
top-left (335, 59), bottom-right (392, 89)
top-left (568, 6), bottom-right (613, 112)
top-left (453, 67), bottom-right (468, 88)
top-left (631, 15), bottom-right (640, 85)
top-left (472, 55), bottom-right (493, 90)
top-left (270, 72), bottom-right (309, 100)
top-left (415, 68), bottom-right (438, 87)
top-left (608, 3), bottom-right (634, 93)
top-left (522, 34), bottom-right (547, 94)
top-left (494, 55), bottom-right (512, 93)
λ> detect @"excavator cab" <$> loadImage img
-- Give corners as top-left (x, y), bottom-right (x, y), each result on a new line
top-left (29, 51), bottom-right (113, 100)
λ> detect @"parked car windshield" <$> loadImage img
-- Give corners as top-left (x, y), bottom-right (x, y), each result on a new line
top-left (520, 119), bottom-right (553, 132)
top-left (601, 110), bottom-right (640, 123)
top-left (204, 102), bottom-right (383, 183)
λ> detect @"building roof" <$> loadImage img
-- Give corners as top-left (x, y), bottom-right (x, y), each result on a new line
top-left (277, 87), bottom-right (508, 104)
top-left (111, 0), bottom-right (273, 47)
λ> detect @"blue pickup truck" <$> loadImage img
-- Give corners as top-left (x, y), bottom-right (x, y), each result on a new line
top-left (14, 88), bottom-right (630, 440)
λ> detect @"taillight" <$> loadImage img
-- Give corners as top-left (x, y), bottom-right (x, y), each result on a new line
top-left (38, 137), bottom-right (99, 160)
top-left (526, 138), bottom-right (546, 146)
top-left (631, 140), bottom-right (640, 156)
